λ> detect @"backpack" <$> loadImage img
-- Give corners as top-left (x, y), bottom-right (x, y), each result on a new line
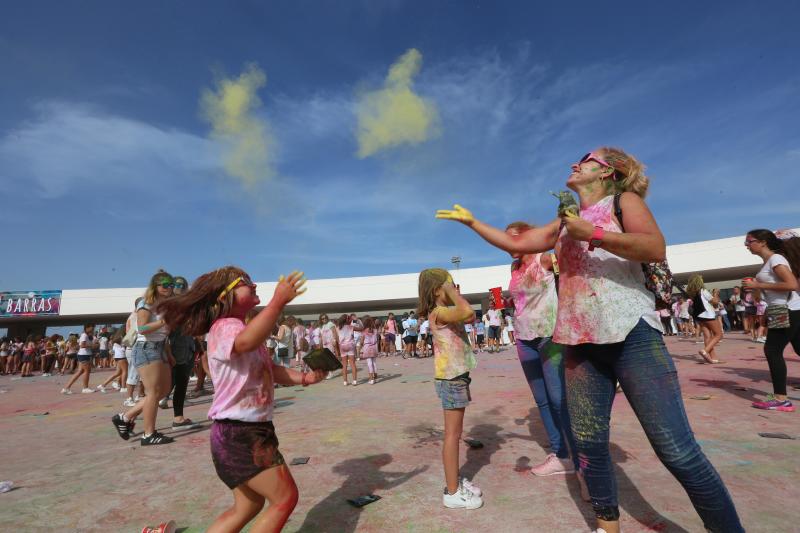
top-left (613, 194), bottom-right (674, 310)
top-left (122, 314), bottom-right (139, 347)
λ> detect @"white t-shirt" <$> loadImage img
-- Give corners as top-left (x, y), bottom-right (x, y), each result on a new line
top-left (486, 309), bottom-right (501, 327)
top-left (505, 315), bottom-right (514, 330)
top-left (419, 320), bottom-right (429, 336)
top-left (77, 333), bottom-right (94, 356)
top-left (756, 254), bottom-right (795, 306)
top-left (135, 301), bottom-right (169, 342)
top-left (99, 336), bottom-right (108, 351)
top-left (112, 343), bottom-right (126, 359)
top-left (696, 290), bottom-right (717, 320)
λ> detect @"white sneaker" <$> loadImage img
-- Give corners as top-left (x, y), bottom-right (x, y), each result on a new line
top-left (461, 477), bottom-right (482, 497)
top-left (60, 388), bottom-right (72, 395)
top-left (96, 385), bottom-right (106, 393)
top-left (41, 373), bottom-right (51, 377)
top-left (111, 382), bottom-right (120, 390)
top-left (369, 379), bottom-right (375, 385)
top-left (443, 485), bottom-right (483, 509)
top-left (133, 395), bottom-right (140, 402)
top-left (351, 380), bottom-right (358, 386)
top-left (123, 398), bottom-right (136, 407)
top-left (530, 453), bottom-right (575, 476)
top-left (343, 381), bottom-right (349, 386)
top-left (81, 388), bottom-right (95, 394)
top-left (120, 388), bottom-right (128, 394)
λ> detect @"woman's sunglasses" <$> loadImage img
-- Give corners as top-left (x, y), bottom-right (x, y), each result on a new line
top-left (174, 282), bottom-right (187, 289)
top-left (579, 152), bottom-right (618, 180)
top-left (158, 280), bottom-right (175, 289)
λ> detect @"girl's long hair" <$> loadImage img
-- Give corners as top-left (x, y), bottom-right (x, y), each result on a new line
top-left (750, 229), bottom-right (800, 278)
top-left (144, 269), bottom-right (174, 306)
top-left (336, 314), bottom-right (350, 329)
top-left (160, 265), bottom-right (249, 337)
top-left (417, 268), bottom-right (450, 318)
top-left (685, 274), bottom-right (705, 298)
top-left (781, 236), bottom-right (800, 278)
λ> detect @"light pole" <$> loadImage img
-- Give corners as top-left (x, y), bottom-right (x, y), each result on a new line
top-left (450, 256), bottom-right (461, 282)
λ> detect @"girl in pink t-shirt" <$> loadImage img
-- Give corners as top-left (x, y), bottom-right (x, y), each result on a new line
top-left (160, 266), bottom-right (325, 533)
top-left (358, 317), bottom-right (380, 384)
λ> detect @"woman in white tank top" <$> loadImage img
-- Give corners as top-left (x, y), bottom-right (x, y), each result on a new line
top-left (437, 147), bottom-right (742, 533)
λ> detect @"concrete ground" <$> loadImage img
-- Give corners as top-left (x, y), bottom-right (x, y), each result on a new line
top-left (0, 333), bottom-right (798, 532)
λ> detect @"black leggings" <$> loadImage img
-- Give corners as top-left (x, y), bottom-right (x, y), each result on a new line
top-left (660, 316), bottom-right (673, 335)
top-left (171, 362), bottom-right (193, 417)
top-left (764, 309), bottom-right (800, 395)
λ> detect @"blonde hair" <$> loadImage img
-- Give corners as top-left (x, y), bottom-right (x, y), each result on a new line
top-left (686, 274), bottom-right (705, 298)
top-left (598, 146), bottom-right (650, 198)
top-left (417, 268), bottom-right (450, 318)
top-left (143, 269), bottom-right (174, 306)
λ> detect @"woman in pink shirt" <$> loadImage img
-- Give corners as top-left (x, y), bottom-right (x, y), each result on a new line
top-left (438, 147), bottom-right (742, 533)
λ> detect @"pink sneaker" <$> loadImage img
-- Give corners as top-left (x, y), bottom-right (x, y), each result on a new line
top-left (752, 395), bottom-right (795, 412)
top-left (530, 453), bottom-right (575, 476)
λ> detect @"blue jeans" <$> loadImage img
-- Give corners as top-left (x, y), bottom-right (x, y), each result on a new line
top-left (565, 319), bottom-right (743, 532)
top-left (515, 337), bottom-right (578, 468)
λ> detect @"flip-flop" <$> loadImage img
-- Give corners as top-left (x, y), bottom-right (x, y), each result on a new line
top-left (172, 419), bottom-right (199, 429)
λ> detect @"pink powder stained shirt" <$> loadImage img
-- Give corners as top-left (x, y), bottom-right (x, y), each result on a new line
top-left (507, 253), bottom-right (558, 341)
top-left (553, 195), bottom-right (662, 345)
top-left (207, 318), bottom-right (274, 423)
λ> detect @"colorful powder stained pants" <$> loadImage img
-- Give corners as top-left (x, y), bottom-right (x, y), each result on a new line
top-left (515, 337), bottom-right (578, 469)
top-left (564, 319), bottom-right (743, 532)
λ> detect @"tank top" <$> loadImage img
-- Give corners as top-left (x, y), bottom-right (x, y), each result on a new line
top-left (553, 195), bottom-right (662, 345)
top-left (507, 253), bottom-right (558, 341)
top-left (430, 307), bottom-right (477, 380)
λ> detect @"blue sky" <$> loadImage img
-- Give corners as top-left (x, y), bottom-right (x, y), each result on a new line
top-left (1, 1), bottom-right (798, 291)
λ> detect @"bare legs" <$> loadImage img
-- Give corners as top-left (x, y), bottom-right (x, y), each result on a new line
top-left (207, 465), bottom-right (299, 533)
top-left (65, 361), bottom-right (91, 390)
top-left (443, 407), bottom-right (465, 494)
top-left (342, 355), bottom-right (357, 384)
top-left (123, 361), bottom-right (170, 435)
top-left (699, 319), bottom-right (723, 363)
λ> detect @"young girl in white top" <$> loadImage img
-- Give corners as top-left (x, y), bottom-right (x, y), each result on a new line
top-left (743, 229), bottom-right (800, 412)
top-left (418, 268), bottom-right (483, 510)
top-left (160, 267), bottom-right (324, 532)
top-left (686, 274), bottom-right (724, 364)
top-left (437, 147), bottom-right (742, 533)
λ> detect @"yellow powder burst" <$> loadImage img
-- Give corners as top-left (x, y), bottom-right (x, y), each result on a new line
top-left (356, 48), bottom-right (440, 158)
top-left (200, 64), bottom-right (275, 188)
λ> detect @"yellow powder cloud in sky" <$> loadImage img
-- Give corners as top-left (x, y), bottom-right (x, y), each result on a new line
top-left (356, 49), bottom-right (440, 158)
top-left (200, 64), bottom-right (274, 187)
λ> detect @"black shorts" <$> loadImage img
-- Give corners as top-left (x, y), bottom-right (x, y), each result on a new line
top-left (488, 326), bottom-right (500, 340)
top-left (211, 419), bottom-right (285, 489)
top-left (477, 334), bottom-right (485, 343)
top-left (744, 307), bottom-right (757, 316)
top-left (405, 335), bottom-right (418, 345)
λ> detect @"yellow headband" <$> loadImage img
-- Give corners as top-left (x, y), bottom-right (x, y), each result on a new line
top-left (218, 276), bottom-right (242, 302)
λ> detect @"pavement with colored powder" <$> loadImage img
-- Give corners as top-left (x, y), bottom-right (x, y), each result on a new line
top-left (0, 333), bottom-right (798, 532)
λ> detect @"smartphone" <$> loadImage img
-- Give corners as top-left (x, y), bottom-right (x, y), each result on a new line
top-left (347, 495), bottom-right (381, 508)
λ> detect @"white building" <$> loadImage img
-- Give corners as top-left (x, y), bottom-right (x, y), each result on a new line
top-left (1, 229), bottom-right (792, 338)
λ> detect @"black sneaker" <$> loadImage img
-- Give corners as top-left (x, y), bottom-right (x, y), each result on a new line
top-left (111, 414), bottom-right (134, 441)
top-left (140, 431), bottom-right (175, 446)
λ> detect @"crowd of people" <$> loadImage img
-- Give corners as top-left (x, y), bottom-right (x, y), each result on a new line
top-left (3, 147), bottom-right (799, 533)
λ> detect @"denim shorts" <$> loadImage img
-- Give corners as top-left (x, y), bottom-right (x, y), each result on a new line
top-left (77, 353), bottom-right (92, 363)
top-left (131, 341), bottom-right (167, 369)
top-left (435, 373), bottom-right (471, 409)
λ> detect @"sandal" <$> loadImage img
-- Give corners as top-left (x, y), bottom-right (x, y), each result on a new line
top-left (699, 350), bottom-right (722, 364)
top-left (171, 418), bottom-right (199, 429)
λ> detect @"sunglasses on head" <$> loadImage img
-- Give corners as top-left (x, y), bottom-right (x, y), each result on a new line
top-left (158, 279), bottom-right (175, 289)
top-left (218, 275), bottom-right (255, 301)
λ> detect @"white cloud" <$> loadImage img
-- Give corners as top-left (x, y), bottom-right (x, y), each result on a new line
top-left (0, 101), bottom-right (222, 198)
